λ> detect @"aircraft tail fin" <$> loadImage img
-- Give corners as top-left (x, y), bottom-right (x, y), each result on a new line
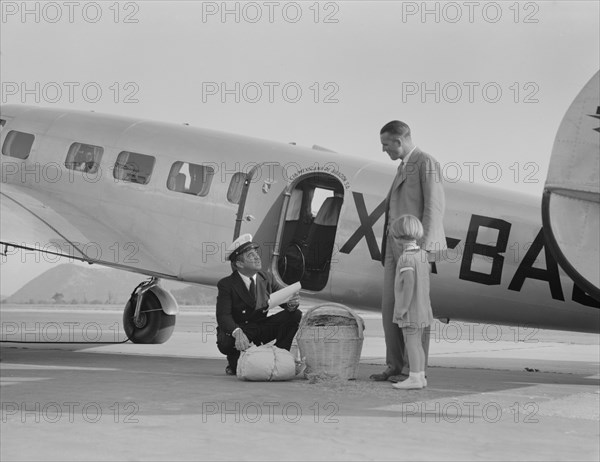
top-left (542, 71), bottom-right (600, 301)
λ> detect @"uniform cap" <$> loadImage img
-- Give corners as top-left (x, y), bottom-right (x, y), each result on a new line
top-left (226, 234), bottom-right (259, 261)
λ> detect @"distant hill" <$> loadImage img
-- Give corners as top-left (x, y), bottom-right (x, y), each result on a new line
top-left (4, 263), bottom-right (217, 305)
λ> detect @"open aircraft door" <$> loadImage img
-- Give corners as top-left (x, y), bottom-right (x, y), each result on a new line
top-left (234, 162), bottom-right (290, 273)
top-left (542, 71), bottom-right (600, 301)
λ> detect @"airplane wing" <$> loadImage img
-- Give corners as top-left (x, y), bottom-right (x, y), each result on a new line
top-left (542, 70), bottom-right (600, 301)
top-left (1, 183), bottom-right (89, 259)
top-left (0, 182), bottom-right (177, 278)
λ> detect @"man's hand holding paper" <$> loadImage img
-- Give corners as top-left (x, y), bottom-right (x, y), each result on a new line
top-left (285, 292), bottom-right (300, 311)
top-left (267, 281), bottom-right (302, 311)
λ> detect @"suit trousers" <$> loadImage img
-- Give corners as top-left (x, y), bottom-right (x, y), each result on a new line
top-left (216, 309), bottom-right (302, 369)
top-left (382, 236), bottom-right (431, 374)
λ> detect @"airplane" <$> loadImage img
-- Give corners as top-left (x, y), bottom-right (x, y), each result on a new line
top-left (1, 71), bottom-right (598, 344)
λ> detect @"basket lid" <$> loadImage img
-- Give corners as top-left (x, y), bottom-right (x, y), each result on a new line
top-left (299, 303), bottom-right (365, 338)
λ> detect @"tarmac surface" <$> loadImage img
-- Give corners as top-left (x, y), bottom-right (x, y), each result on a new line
top-left (1, 304), bottom-right (599, 461)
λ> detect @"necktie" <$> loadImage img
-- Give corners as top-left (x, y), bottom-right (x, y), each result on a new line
top-left (389, 163), bottom-right (403, 193)
top-left (249, 278), bottom-right (256, 303)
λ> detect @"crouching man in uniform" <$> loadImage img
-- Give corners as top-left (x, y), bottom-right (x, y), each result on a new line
top-left (216, 234), bottom-right (302, 376)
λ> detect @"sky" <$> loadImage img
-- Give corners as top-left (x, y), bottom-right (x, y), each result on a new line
top-left (1, 0), bottom-right (599, 296)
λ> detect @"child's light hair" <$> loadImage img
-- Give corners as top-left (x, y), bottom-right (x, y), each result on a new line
top-left (390, 214), bottom-right (424, 241)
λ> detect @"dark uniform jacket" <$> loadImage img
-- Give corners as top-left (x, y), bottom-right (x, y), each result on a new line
top-left (216, 270), bottom-right (289, 334)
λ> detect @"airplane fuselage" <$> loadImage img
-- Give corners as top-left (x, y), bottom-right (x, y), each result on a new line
top-left (1, 105), bottom-right (598, 333)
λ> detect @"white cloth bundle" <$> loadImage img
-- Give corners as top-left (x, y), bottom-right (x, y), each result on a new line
top-left (236, 344), bottom-right (296, 381)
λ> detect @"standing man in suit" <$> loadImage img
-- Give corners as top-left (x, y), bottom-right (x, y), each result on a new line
top-left (216, 234), bottom-right (302, 376)
top-left (370, 120), bottom-right (447, 383)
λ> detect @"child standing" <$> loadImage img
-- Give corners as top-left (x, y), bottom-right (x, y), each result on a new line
top-left (389, 214), bottom-right (433, 389)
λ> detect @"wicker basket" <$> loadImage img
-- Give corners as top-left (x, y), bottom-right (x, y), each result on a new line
top-left (296, 303), bottom-right (365, 380)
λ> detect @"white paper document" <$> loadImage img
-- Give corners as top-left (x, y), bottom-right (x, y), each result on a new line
top-left (268, 282), bottom-right (302, 309)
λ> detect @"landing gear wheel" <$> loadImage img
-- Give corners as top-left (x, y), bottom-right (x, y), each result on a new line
top-left (123, 291), bottom-right (176, 344)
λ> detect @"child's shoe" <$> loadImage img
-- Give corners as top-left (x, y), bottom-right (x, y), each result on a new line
top-left (392, 372), bottom-right (424, 390)
top-left (420, 371), bottom-right (427, 387)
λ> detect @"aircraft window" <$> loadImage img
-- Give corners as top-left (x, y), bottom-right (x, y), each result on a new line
top-left (114, 151), bottom-right (156, 185)
top-left (311, 187), bottom-right (334, 215)
top-left (1, 130), bottom-right (34, 159)
top-left (167, 161), bottom-right (215, 196)
top-left (64, 142), bottom-right (104, 174)
top-left (227, 172), bottom-right (246, 204)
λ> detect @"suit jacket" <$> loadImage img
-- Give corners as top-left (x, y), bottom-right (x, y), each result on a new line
top-left (382, 148), bottom-right (447, 263)
top-left (216, 270), bottom-right (290, 334)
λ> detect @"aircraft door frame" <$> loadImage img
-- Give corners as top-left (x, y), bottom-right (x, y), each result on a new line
top-left (234, 165), bottom-right (346, 291)
top-left (234, 162), bottom-right (290, 274)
